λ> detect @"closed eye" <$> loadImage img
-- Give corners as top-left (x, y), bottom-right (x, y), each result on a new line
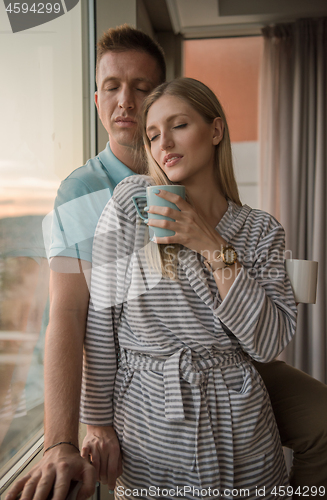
top-left (174, 123), bottom-right (187, 129)
top-left (149, 134), bottom-right (160, 142)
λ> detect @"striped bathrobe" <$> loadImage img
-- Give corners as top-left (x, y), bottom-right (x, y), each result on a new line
top-left (80, 176), bottom-right (297, 500)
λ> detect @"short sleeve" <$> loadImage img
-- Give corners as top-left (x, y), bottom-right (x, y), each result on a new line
top-left (43, 178), bottom-right (112, 263)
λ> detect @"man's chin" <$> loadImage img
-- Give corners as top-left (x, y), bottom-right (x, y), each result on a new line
top-left (111, 124), bottom-right (139, 143)
top-left (120, 133), bottom-right (143, 150)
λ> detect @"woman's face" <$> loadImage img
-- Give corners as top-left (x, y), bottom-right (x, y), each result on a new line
top-left (146, 95), bottom-right (223, 186)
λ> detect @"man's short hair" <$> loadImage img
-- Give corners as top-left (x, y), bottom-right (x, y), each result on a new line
top-left (96, 24), bottom-right (166, 85)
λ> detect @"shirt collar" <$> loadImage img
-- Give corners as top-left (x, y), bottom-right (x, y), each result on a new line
top-left (98, 142), bottom-right (137, 185)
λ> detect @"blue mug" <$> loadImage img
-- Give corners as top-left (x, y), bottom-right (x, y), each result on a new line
top-left (132, 185), bottom-right (185, 238)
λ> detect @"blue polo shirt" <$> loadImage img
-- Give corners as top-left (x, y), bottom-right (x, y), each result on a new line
top-left (43, 143), bottom-right (135, 263)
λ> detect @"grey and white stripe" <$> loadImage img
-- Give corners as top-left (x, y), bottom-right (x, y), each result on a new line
top-left (80, 175), bottom-right (297, 499)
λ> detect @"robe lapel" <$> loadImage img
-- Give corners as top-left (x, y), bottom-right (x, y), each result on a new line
top-left (178, 249), bottom-right (215, 309)
top-left (217, 202), bottom-right (252, 245)
top-left (177, 202), bottom-right (252, 308)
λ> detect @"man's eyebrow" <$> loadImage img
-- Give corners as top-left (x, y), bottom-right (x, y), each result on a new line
top-left (101, 76), bottom-right (154, 85)
top-left (134, 77), bottom-right (155, 84)
top-left (146, 113), bottom-right (189, 133)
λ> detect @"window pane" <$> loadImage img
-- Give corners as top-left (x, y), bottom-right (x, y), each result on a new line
top-left (0, 4), bottom-right (84, 474)
top-left (183, 37), bottom-right (263, 208)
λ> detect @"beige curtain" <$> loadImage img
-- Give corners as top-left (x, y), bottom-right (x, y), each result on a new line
top-left (259, 18), bottom-right (327, 383)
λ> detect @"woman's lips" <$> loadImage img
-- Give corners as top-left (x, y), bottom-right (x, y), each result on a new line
top-left (163, 154), bottom-right (183, 167)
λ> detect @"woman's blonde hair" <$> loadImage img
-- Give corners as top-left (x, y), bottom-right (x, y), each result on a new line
top-left (141, 77), bottom-right (241, 279)
top-left (142, 77), bottom-right (241, 205)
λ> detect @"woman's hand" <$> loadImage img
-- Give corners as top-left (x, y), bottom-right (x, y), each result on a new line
top-left (146, 190), bottom-right (226, 258)
top-left (81, 425), bottom-right (122, 490)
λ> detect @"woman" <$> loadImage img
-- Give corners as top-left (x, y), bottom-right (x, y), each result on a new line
top-left (81, 78), bottom-right (297, 499)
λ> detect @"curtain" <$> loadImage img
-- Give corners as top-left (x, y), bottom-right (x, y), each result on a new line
top-left (259, 18), bottom-right (327, 383)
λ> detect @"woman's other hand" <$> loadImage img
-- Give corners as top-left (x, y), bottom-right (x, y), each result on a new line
top-left (81, 425), bottom-right (122, 491)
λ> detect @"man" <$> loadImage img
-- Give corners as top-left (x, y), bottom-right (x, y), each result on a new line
top-left (6, 25), bottom-right (327, 500)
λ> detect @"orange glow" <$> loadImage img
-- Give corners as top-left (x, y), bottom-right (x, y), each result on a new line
top-left (0, 182), bottom-right (59, 219)
top-left (183, 37), bottom-right (263, 143)
top-left (0, 201), bottom-right (55, 219)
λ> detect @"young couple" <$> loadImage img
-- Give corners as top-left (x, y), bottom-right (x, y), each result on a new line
top-left (82, 76), bottom-right (297, 498)
top-left (7, 25), bottom-right (327, 500)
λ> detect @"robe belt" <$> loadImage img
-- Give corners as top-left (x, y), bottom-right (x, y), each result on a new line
top-left (119, 347), bottom-right (246, 492)
top-left (119, 347), bottom-right (245, 421)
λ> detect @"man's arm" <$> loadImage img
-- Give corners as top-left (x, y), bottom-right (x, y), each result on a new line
top-left (44, 264), bottom-right (89, 450)
top-left (6, 262), bottom-right (95, 500)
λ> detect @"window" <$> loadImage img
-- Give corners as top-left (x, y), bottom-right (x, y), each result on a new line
top-left (0, 2), bottom-right (85, 478)
top-left (184, 36), bottom-right (263, 208)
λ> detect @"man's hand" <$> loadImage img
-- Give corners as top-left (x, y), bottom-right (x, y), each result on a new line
top-left (81, 426), bottom-right (122, 490)
top-left (5, 445), bottom-right (96, 500)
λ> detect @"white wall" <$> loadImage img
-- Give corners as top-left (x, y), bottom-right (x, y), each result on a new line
top-left (232, 141), bottom-right (259, 208)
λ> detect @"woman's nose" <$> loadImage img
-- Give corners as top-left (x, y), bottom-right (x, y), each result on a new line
top-left (160, 134), bottom-right (174, 151)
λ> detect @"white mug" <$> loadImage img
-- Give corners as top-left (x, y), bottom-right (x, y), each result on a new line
top-left (285, 259), bottom-right (318, 304)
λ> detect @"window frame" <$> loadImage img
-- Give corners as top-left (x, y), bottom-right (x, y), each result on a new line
top-left (0, 0), bottom-right (95, 489)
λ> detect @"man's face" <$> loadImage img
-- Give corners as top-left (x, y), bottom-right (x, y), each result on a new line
top-left (95, 50), bottom-right (161, 157)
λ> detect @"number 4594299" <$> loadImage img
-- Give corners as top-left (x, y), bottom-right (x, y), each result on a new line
top-left (6, 3), bottom-right (61, 14)
top-left (271, 485), bottom-right (325, 496)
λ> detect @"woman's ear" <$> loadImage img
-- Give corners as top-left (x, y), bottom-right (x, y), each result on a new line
top-left (212, 117), bottom-right (224, 145)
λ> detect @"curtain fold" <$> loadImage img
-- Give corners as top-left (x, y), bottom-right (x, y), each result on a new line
top-left (259, 18), bottom-right (327, 382)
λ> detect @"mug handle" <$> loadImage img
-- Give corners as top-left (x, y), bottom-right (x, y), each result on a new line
top-left (132, 195), bottom-right (148, 223)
